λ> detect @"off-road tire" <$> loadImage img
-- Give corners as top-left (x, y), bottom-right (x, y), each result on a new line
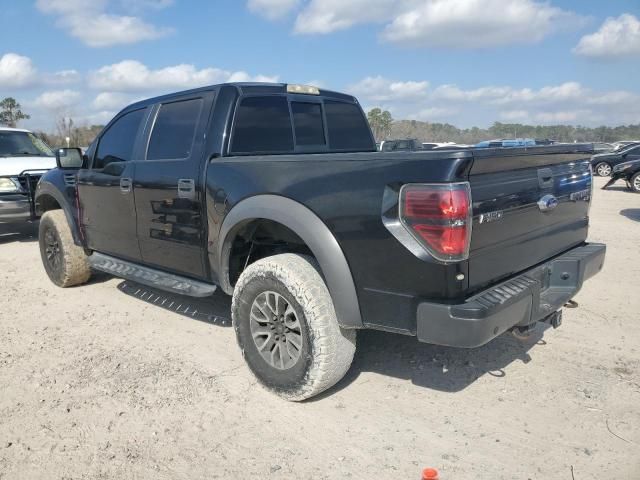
top-left (231, 253), bottom-right (356, 401)
top-left (631, 172), bottom-right (640, 193)
top-left (595, 162), bottom-right (612, 177)
top-left (39, 210), bottom-right (91, 287)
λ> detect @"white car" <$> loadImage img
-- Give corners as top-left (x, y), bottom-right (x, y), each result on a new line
top-left (0, 127), bottom-right (57, 222)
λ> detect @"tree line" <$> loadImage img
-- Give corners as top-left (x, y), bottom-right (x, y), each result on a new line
top-left (368, 108), bottom-right (640, 144)
top-left (1, 98), bottom-right (638, 148)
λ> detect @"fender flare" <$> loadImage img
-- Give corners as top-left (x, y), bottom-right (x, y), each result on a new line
top-left (215, 195), bottom-right (363, 329)
top-left (35, 181), bottom-right (83, 245)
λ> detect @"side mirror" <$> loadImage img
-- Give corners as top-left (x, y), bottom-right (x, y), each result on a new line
top-left (56, 148), bottom-right (85, 169)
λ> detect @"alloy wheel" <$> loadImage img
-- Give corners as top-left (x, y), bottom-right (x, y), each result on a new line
top-left (597, 163), bottom-right (612, 176)
top-left (44, 228), bottom-right (61, 272)
top-left (249, 291), bottom-right (303, 370)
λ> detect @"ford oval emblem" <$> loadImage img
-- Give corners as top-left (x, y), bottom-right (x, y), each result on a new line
top-left (538, 194), bottom-right (559, 212)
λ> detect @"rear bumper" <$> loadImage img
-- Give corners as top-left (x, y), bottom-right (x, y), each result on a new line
top-left (417, 243), bottom-right (606, 347)
top-left (0, 195), bottom-right (32, 222)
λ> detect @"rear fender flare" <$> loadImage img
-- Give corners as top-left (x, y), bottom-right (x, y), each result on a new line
top-left (214, 195), bottom-right (363, 329)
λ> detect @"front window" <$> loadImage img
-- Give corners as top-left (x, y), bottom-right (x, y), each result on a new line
top-left (0, 131), bottom-right (54, 157)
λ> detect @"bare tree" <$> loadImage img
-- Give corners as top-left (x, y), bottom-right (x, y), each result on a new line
top-left (0, 97), bottom-right (30, 127)
top-left (44, 113), bottom-right (103, 147)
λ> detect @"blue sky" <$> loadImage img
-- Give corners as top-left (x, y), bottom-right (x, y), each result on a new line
top-left (1, 0), bottom-right (639, 130)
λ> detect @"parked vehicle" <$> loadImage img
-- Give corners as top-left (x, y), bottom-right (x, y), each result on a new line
top-left (0, 127), bottom-right (56, 223)
top-left (475, 138), bottom-right (536, 148)
top-left (592, 142), bottom-right (615, 154)
top-left (534, 138), bottom-right (556, 146)
top-left (613, 141), bottom-right (640, 151)
top-left (35, 82), bottom-right (605, 401)
top-left (431, 143), bottom-right (471, 150)
top-left (380, 138), bottom-right (422, 152)
top-left (591, 144), bottom-right (640, 176)
top-left (422, 142), bottom-right (472, 150)
top-left (603, 159), bottom-right (640, 193)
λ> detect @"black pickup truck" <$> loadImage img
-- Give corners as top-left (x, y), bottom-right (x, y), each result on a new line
top-left (35, 82), bottom-right (605, 400)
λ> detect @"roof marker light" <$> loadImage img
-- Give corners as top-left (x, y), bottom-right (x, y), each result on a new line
top-left (286, 84), bottom-right (320, 95)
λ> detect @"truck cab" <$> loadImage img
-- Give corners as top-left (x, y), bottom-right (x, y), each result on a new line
top-left (0, 127), bottom-right (56, 223)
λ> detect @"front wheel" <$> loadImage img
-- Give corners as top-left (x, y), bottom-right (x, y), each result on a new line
top-left (231, 254), bottom-right (356, 401)
top-left (595, 162), bottom-right (612, 177)
top-left (39, 210), bottom-right (91, 287)
top-left (631, 172), bottom-right (640, 193)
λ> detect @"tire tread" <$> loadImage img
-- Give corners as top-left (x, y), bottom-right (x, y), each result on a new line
top-left (39, 210), bottom-right (91, 287)
top-left (232, 253), bottom-right (356, 401)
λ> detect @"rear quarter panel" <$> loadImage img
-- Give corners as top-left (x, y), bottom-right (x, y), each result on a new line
top-left (206, 151), bottom-right (472, 333)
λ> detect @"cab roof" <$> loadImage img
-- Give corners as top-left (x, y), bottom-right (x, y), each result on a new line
top-left (126, 82), bottom-right (358, 111)
top-left (0, 126), bottom-right (31, 133)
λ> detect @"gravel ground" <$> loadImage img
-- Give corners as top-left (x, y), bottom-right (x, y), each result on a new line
top-left (0, 176), bottom-right (638, 479)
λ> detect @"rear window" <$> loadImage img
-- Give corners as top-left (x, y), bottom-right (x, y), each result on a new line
top-left (292, 102), bottom-right (325, 146)
top-left (147, 98), bottom-right (203, 160)
top-left (229, 95), bottom-right (373, 155)
top-left (324, 100), bottom-right (373, 151)
top-left (231, 96), bottom-right (293, 154)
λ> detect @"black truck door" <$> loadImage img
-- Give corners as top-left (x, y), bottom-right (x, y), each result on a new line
top-left (77, 107), bottom-right (149, 261)
top-left (133, 93), bottom-right (214, 279)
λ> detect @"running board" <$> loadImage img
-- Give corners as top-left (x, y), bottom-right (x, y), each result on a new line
top-left (89, 252), bottom-right (217, 298)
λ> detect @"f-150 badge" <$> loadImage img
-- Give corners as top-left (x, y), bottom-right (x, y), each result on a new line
top-left (479, 211), bottom-right (503, 224)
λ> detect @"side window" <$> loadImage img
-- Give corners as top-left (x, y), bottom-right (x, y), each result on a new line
top-left (231, 96), bottom-right (293, 154)
top-left (291, 102), bottom-right (325, 146)
top-left (324, 101), bottom-right (374, 151)
top-left (629, 146), bottom-right (640, 155)
top-left (94, 109), bottom-right (146, 169)
top-left (147, 98), bottom-right (203, 160)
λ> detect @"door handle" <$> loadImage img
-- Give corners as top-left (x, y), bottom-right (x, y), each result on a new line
top-left (177, 178), bottom-right (195, 199)
top-left (537, 168), bottom-right (553, 189)
top-left (120, 177), bottom-right (132, 194)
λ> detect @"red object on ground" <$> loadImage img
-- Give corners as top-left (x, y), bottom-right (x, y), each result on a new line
top-left (422, 467), bottom-right (439, 480)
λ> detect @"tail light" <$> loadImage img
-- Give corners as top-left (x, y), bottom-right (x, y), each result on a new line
top-left (399, 183), bottom-right (472, 262)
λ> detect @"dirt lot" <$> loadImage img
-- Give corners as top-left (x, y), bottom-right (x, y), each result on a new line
top-left (0, 176), bottom-right (639, 480)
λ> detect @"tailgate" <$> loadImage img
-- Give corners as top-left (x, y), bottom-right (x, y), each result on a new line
top-left (467, 146), bottom-right (593, 292)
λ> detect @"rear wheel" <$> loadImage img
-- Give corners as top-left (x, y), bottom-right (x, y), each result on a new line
top-left (595, 162), bottom-right (612, 177)
top-left (39, 210), bottom-right (91, 287)
top-left (231, 254), bottom-right (356, 401)
top-left (631, 172), bottom-right (640, 193)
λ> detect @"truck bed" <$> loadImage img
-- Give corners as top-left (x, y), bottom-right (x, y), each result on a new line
top-left (206, 144), bottom-right (594, 334)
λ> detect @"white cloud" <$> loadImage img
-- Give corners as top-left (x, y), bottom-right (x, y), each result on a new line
top-left (431, 82), bottom-right (587, 105)
top-left (349, 76), bottom-right (429, 102)
top-left (408, 107), bottom-right (459, 121)
top-left (351, 76), bottom-right (640, 127)
top-left (47, 69), bottom-right (81, 85)
top-left (294, 0), bottom-right (404, 34)
top-left (123, 0), bottom-right (174, 11)
top-left (91, 92), bottom-right (132, 111)
top-left (0, 53), bottom-right (37, 88)
top-left (248, 0), bottom-right (299, 20)
top-left (574, 14), bottom-right (640, 59)
top-left (382, 0), bottom-right (582, 48)
top-left (258, 0), bottom-right (584, 48)
top-left (88, 60), bottom-right (278, 92)
top-left (534, 110), bottom-right (591, 123)
top-left (500, 110), bottom-right (529, 121)
top-left (36, 0), bottom-right (172, 47)
top-left (34, 89), bottom-right (82, 110)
